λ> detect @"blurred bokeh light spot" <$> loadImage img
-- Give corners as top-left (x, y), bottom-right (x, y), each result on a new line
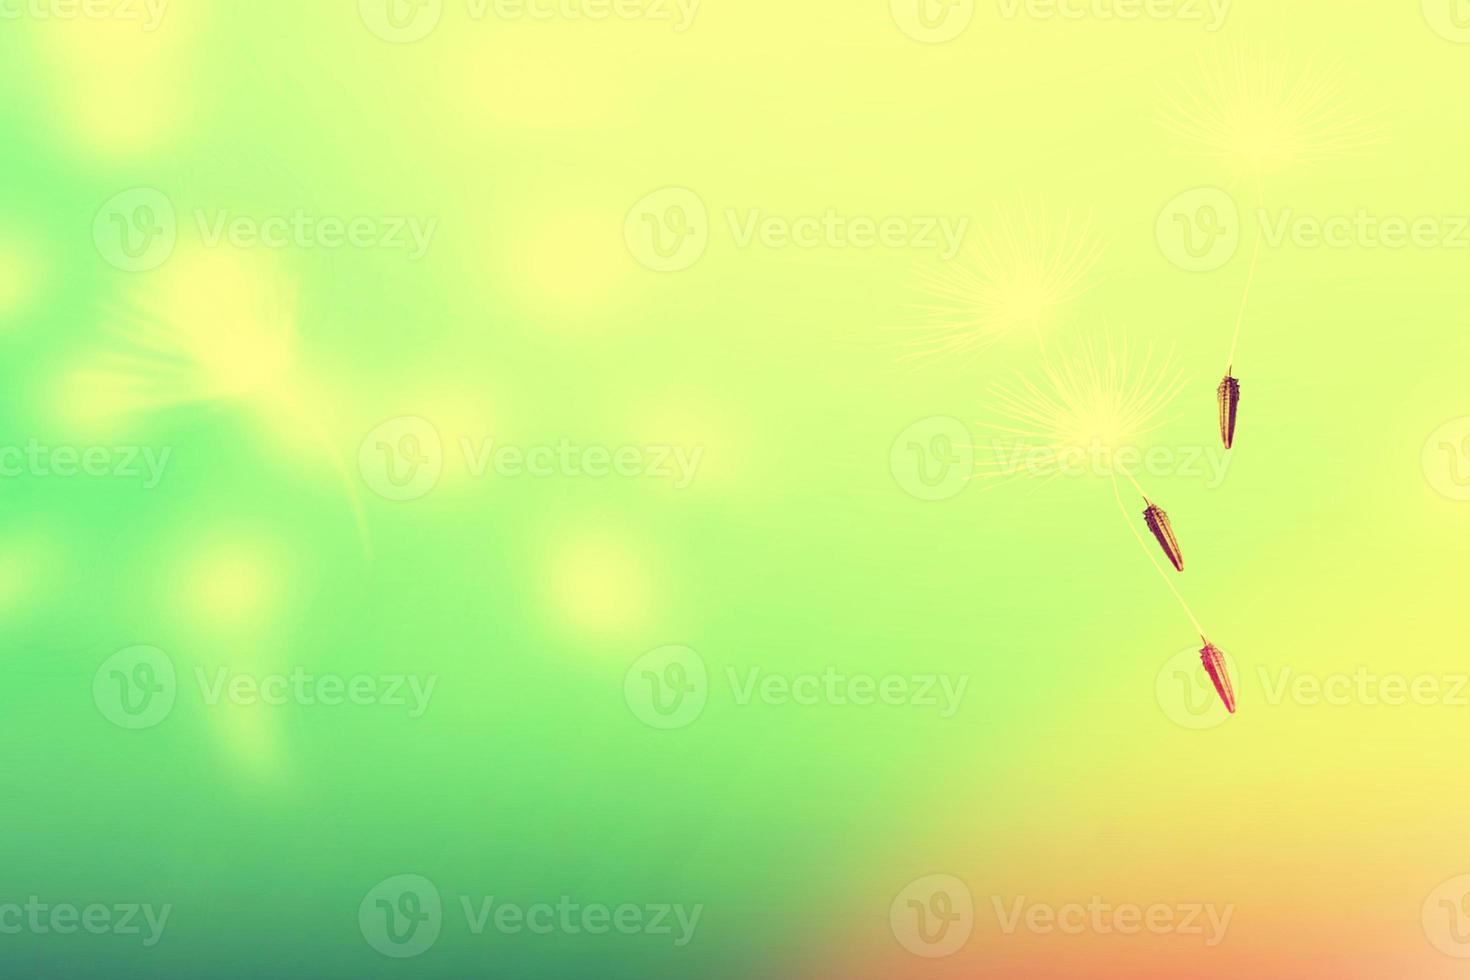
top-left (541, 529), bottom-right (657, 639)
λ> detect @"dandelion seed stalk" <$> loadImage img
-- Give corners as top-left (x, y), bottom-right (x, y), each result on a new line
top-left (1224, 176), bottom-right (1264, 372)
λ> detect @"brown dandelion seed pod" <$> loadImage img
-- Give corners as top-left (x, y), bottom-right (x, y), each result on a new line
top-left (1199, 640), bottom-right (1236, 714)
top-left (1218, 373), bottom-right (1240, 449)
top-left (1142, 500), bottom-right (1184, 572)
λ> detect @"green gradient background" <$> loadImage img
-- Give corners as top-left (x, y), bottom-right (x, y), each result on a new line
top-left (3, 1), bottom-right (1470, 977)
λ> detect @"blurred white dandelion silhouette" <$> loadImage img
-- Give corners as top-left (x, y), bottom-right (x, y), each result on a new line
top-left (977, 333), bottom-right (1196, 572)
top-left (73, 248), bottom-right (371, 555)
top-left (976, 332), bottom-right (1186, 483)
top-left (1160, 47), bottom-right (1379, 176)
top-left (896, 204), bottom-right (1104, 365)
top-left (82, 249), bottom-right (296, 413)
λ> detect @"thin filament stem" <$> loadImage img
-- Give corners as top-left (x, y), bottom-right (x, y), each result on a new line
top-left (1122, 469), bottom-right (1147, 501)
top-left (1225, 173), bottom-right (1266, 371)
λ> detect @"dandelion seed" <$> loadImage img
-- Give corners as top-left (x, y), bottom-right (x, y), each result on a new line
top-left (1109, 474), bottom-right (1204, 638)
top-left (1199, 639), bottom-right (1236, 714)
top-left (1142, 498), bottom-right (1184, 572)
top-left (1217, 372), bottom-right (1240, 449)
